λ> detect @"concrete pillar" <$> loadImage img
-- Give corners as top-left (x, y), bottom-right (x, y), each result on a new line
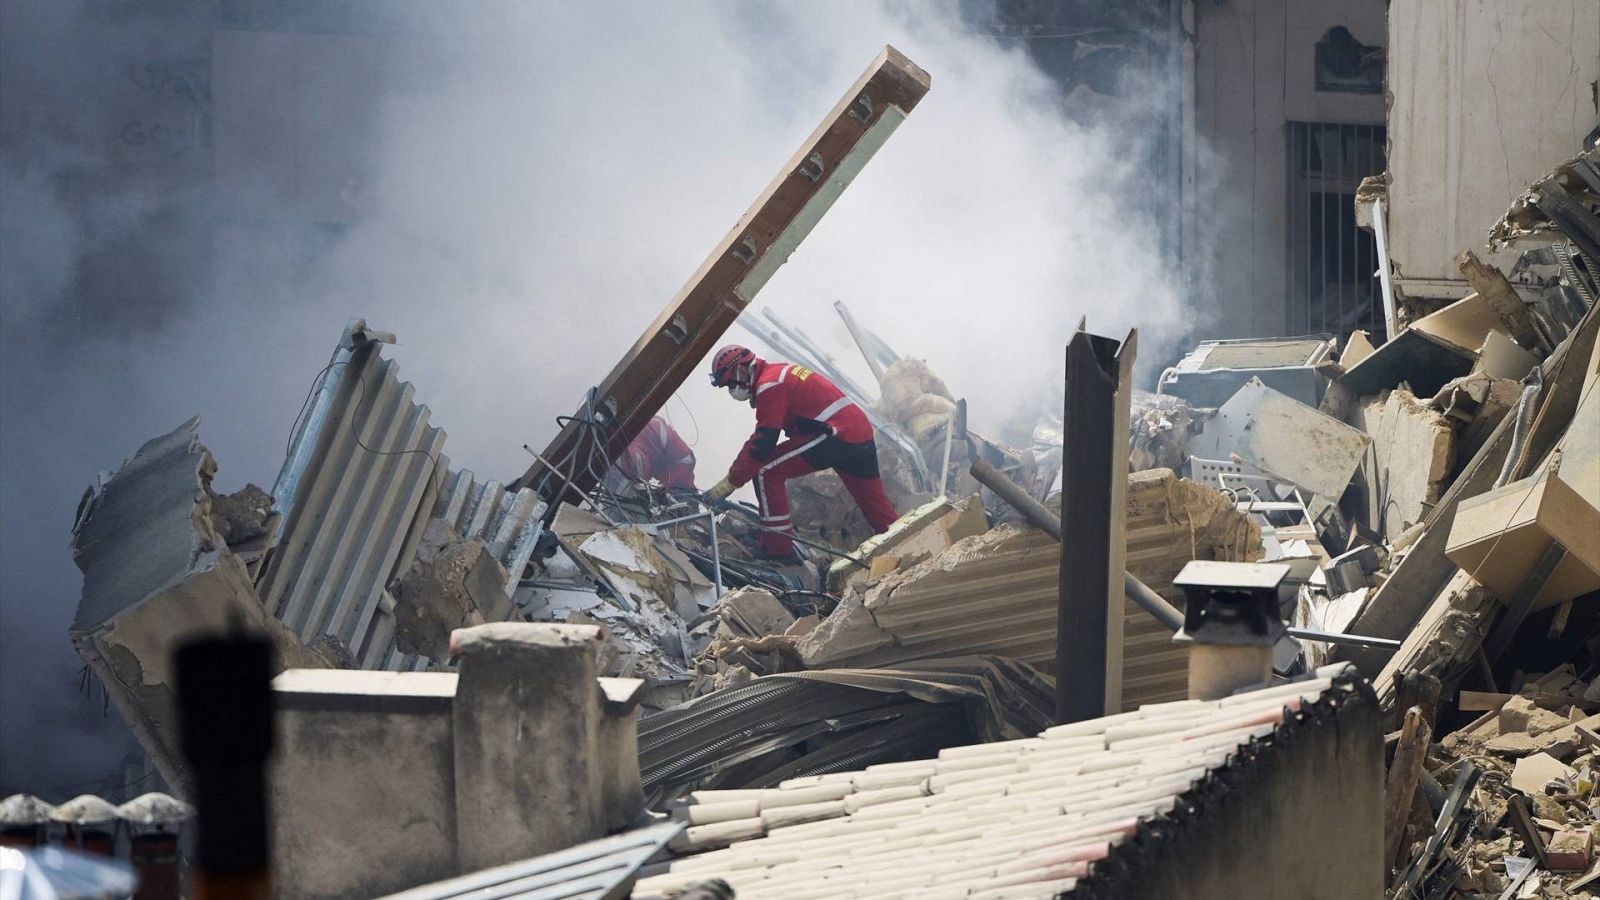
top-left (452, 623), bottom-right (624, 871)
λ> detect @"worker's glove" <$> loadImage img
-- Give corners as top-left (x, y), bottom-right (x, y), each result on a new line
top-left (704, 478), bottom-right (735, 503)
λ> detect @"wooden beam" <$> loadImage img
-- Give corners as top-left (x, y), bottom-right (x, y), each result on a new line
top-left (1384, 707), bottom-right (1431, 880)
top-left (514, 46), bottom-right (931, 505)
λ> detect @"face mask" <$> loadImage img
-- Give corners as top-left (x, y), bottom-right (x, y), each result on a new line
top-left (729, 384), bottom-right (751, 402)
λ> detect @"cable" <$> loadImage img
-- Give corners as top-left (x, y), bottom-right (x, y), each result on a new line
top-left (669, 393), bottom-right (701, 446)
top-left (284, 360), bottom-right (348, 456)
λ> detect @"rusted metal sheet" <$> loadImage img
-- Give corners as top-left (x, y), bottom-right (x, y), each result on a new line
top-left (514, 46), bottom-right (931, 507)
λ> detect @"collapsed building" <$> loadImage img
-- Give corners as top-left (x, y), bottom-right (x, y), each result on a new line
top-left (28, 16), bottom-right (1600, 900)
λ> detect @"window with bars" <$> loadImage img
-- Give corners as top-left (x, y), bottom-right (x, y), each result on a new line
top-left (1287, 122), bottom-right (1387, 338)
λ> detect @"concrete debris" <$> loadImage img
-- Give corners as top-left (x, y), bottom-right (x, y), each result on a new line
top-left (1418, 662), bottom-right (1600, 895)
top-left (1429, 372), bottom-right (1523, 466)
top-left (68, 418), bottom-right (328, 798)
top-left (206, 482), bottom-right (276, 550)
top-left (1128, 391), bottom-right (1193, 473)
top-left (826, 493), bottom-right (988, 596)
top-left (713, 588), bottom-right (795, 640)
top-left (390, 520), bottom-right (508, 659)
top-left (1358, 388), bottom-right (1456, 541)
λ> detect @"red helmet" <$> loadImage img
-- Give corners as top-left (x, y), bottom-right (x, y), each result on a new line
top-left (709, 344), bottom-right (758, 387)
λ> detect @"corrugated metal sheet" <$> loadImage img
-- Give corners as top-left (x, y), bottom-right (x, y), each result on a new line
top-left (432, 469), bottom-right (545, 602)
top-left (258, 320), bottom-right (548, 672)
top-left (804, 470), bottom-right (1262, 711)
top-left (638, 658), bottom-right (1056, 804)
top-left (258, 320), bottom-right (448, 669)
top-left (373, 821), bottom-right (681, 900)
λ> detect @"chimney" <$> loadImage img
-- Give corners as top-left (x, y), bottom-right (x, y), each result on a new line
top-left (1173, 561), bottom-right (1292, 701)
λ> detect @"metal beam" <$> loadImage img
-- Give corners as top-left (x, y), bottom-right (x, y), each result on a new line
top-left (1057, 327), bottom-right (1136, 724)
top-left (514, 46), bottom-right (931, 507)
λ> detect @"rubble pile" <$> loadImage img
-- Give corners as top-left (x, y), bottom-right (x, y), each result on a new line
top-left (1127, 391), bottom-right (1194, 473)
top-left (1393, 661), bottom-right (1600, 897)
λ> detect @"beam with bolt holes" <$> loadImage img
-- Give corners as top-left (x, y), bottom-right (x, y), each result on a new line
top-left (513, 45), bottom-right (931, 508)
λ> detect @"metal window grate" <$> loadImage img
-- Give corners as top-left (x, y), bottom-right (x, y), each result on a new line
top-left (1287, 122), bottom-right (1387, 339)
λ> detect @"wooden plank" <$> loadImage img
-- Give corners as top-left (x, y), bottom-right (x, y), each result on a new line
top-left (514, 46), bottom-right (931, 506)
top-left (1458, 690), bottom-right (1513, 712)
top-left (1384, 707), bottom-right (1432, 878)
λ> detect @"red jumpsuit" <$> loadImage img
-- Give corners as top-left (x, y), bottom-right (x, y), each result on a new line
top-left (726, 362), bottom-right (899, 556)
top-left (617, 416), bottom-right (697, 489)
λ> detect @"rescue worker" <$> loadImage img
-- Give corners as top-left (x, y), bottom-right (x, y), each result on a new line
top-left (703, 345), bottom-right (898, 559)
top-left (615, 415), bottom-right (697, 490)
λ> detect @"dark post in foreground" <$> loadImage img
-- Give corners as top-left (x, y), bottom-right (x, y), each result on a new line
top-left (1056, 326), bottom-right (1136, 724)
top-left (177, 632), bottom-right (275, 900)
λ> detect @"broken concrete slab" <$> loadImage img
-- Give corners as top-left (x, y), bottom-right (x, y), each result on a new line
top-left (1411, 292), bottom-right (1508, 357)
top-left (207, 483), bottom-right (275, 548)
top-left (1358, 389), bottom-right (1457, 541)
top-left (1457, 249), bottom-right (1544, 351)
top-left (390, 519), bottom-right (506, 659)
top-left (69, 418), bottom-right (327, 798)
top-left (1430, 373), bottom-right (1522, 467)
top-left (1509, 752), bottom-right (1575, 796)
top-left (1342, 331), bottom-right (1377, 369)
top-left (826, 494), bottom-right (986, 595)
top-left (1338, 326), bottom-right (1478, 399)
top-left (1191, 377), bottom-right (1371, 501)
top-left (714, 587), bottom-right (795, 639)
top-left (1475, 330), bottom-right (1539, 380)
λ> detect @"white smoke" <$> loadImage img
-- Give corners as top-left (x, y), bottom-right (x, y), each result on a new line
top-left (0, 0), bottom-right (1185, 793)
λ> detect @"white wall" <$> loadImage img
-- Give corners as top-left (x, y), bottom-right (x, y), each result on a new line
top-left (1387, 0), bottom-right (1600, 298)
top-left (1188, 0), bottom-right (1387, 337)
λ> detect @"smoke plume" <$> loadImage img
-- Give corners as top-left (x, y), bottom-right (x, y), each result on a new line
top-left (0, 0), bottom-right (1184, 794)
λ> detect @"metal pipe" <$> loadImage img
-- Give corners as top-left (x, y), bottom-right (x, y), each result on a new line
top-left (1495, 371), bottom-right (1544, 488)
top-left (1286, 627), bottom-right (1401, 651)
top-left (970, 457), bottom-right (1185, 632)
top-left (521, 444), bottom-right (616, 525)
top-left (937, 401), bottom-right (963, 499)
top-left (1372, 197), bottom-right (1399, 341)
top-left (834, 300), bottom-right (889, 384)
top-left (970, 457), bottom-right (1060, 540)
